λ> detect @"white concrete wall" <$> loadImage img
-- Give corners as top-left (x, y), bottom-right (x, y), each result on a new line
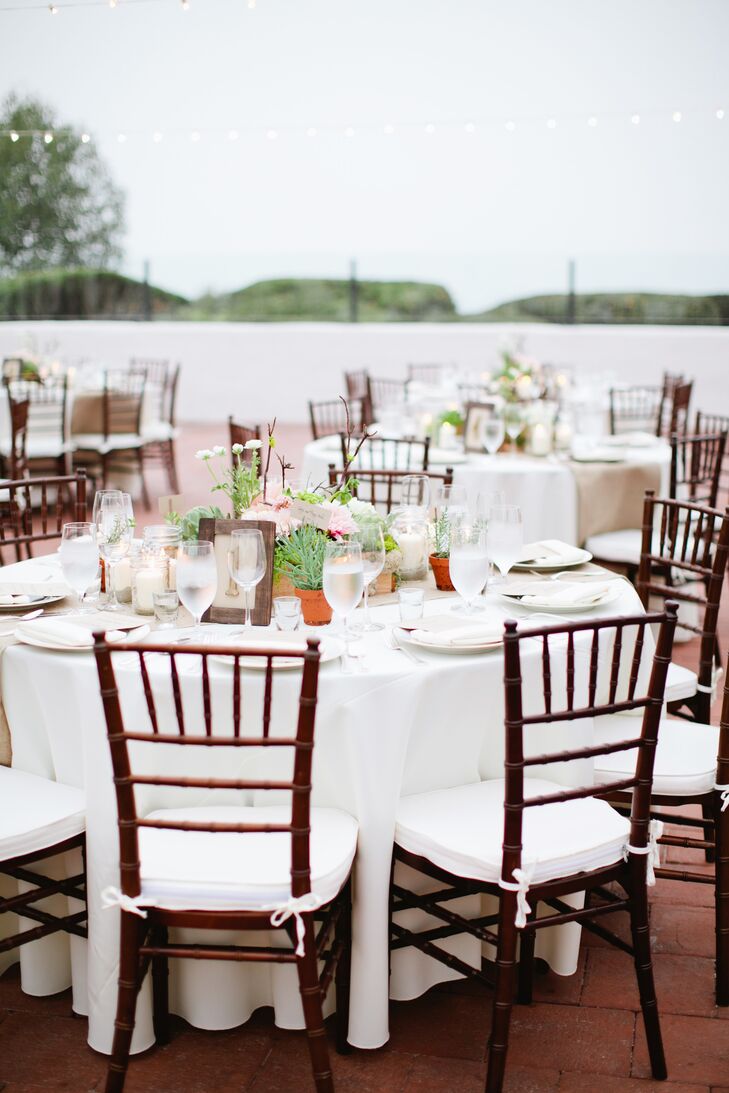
top-left (0, 320), bottom-right (727, 424)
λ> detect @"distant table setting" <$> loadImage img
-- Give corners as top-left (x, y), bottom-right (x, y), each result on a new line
top-left (0, 538), bottom-right (647, 1054)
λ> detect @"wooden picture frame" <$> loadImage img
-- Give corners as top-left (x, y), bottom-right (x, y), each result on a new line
top-left (198, 518), bottom-right (276, 626)
top-left (463, 399), bottom-right (499, 453)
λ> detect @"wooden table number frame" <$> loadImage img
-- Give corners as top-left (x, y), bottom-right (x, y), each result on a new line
top-left (198, 518), bottom-right (276, 626)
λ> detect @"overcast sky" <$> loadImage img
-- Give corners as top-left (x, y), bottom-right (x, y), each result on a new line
top-left (1, 0), bottom-right (728, 310)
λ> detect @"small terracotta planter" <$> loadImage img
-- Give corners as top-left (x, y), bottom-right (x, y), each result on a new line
top-left (429, 554), bottom-right (454, 592)
top-left (295, 587), bottom-right (333, 626)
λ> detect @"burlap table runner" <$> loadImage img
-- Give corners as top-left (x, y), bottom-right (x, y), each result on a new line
top-left (569, 461), bottom-right (662, 545)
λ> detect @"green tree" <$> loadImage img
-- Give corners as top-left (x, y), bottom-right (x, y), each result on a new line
top-left (0, 95), bottom-right (124, 274)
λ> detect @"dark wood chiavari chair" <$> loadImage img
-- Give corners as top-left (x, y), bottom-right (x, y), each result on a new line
top-left (140, 363), bottom-right (181, 494)
top-left (0, 469), bottom-right (87, 561)
top-left (697, 410), bottom-right (729, 505)
top-left (669, 431), bottom-right (727, 507)
top-left (343, 370), bottom-right (374, 422)
top-left (406, 364), bottom-right (444, 385)
top-left (339, 433), bottom-right (430, 472)
top-left (457, 381), bottom-right (493, 406)
top-left (327, 464), bottom-right (453, 514)
top-left (390, 608), bottom-right (678, 1091)
top-left (0, 768), bottom-right (86, 959)
top-left (368, 377), bottom-right (408, 417)
top-left (636, 491), bottom-right (729, 726)
top-left (308, 396), bottom-right (369, 440)
top-left (129, 357), bottom-right (171, 387)
top-left (228, 416), bottom-right (261, 463)
top-left (73, 370), bottom-right (150, 509)
top-left (609, 385), bottom-right (665, 436)
top-left (5, 375), bottom-right (71, 477)
top-left (93, 633), bottom-right (355, 1093)
top-left (6, 396), bottom-right (29, 480)
top-left (667, 380), bottom-right (693, 438)
top-left (656, 371), bottom-right (684, 437)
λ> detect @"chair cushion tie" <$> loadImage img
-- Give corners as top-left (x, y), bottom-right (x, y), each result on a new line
top-left (101, 886), bottom-right (154, 919)
top-left (498, 864), bottom-right (535, 929)
top-left (268, 893), bottom-right (324, 957)
top-left (715, 783), bottom-right (729, 812)
top-left (622, 820), bottom-right (662, 886)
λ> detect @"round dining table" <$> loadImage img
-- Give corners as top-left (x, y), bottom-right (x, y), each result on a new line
top-left (1, 567), bottom-right (651, 1055)
top-left (301, 434), bottom-right (672, 545)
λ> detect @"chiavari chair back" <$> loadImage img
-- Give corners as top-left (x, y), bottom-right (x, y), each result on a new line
top-left (93, 633), bottom-right (355, 1093)
top-left (667, 380), bottom-right (693, 438)
top-left (339, 433), bottom-right (430, 472)
top-left (6, 396), bottom-right (29, 480)
top-left (391, 608), bottom-right (678, 1091)
top-left (5, 375), bottom-right (71, 476)
top-left (343, 370), bottom-right (374, 421)
top-left (0, 470), bottom-right (87, 561)
top-left (139, 365), bottom-right (181, 494)
top-left (609, 385), bottom-right (664, 436)
top-left (457, 381), bottom-right (494, 406)
top-left (657, 371), bottom-right (684, 436)
top-left (228, 416), bottom-right (261, 464)
top-left (637, 490), bottom-right (729, 724)
top-left (129, 357), bottom-right (171, 387)
top-left (697, 410), bottom-right (729, 504)
top-left (73, 371), bottom-right (149, 508)
top-left (328, 463), bottom-right (453, 514)
top-left (670, 431), bottom-right (727, 508)
top-left (368, 376), bottom-right (408, 416)
top-left (308, 395), bottom-right (369, 440)
top-left (406, 364), bottom-right (444, 385)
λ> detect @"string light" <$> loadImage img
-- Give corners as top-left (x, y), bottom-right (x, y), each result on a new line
top-left (631, 113), bottom-right (641, 125)
top-left (717, 108), bottom-right (725, 120)
top-left (117, 132), bottom-right (126, 143)
top-left (190, 130), bottom-right (200, 142)
top-left (505, 120), bottom-right (516, 131)
top-left (587, 115), bottom-right (598, 127)
top-left (152, 130), bottom-right (163, 142)
top-left (48, 3), bottom-right (58, 12)
top-left (546, 118), bottom-right (557, 129)
top-left (672, 110), bottom-right (682, 123)
top-left (108, 0), bottom-right (116, 8)
top-left (266, 128), bottom-right (277, 140)
top-left (383, 123), bottom-right (395, 135)
top-left (247, 0), bottom-right (255, 7)
top-left (306, 126), bottom-right (317, 137)
top-left (43, 131), bottom-right (53, 143)
top-left (424, 122), bottom-right (435, 134)
top-left (464, 121), bottom-right (476, 133)
top-left (227, 128), bottom-right (238, 140)
top-left (81, 132), bottom-right (90, 143)
top-left (9, 130), bottom-right (18, 142)
top-left (180, 0), bottom-right (189, 9)
top-left (344, 125), bottom-right (355, 138)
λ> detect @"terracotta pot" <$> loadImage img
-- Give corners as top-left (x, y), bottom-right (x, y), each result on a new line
top-left (429, 554), bottom-right (454, 592)
top-left (294, 587), bottom-right (333, 626)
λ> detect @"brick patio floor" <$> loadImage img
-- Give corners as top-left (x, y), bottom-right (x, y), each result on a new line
top-left (1, 423), bottom-right (728, 1092)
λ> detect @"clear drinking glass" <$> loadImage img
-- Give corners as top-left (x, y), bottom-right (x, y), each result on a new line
top-left (228, 528), bottom-right (266, 628)
top-left (482, 409), bottom-right (506, 455)
top-left (434, 484), bottom-right (468, 523)
top-left (399, 587), bottom-right (425, 623)
top-left (449, 523), bottom-right (490, 614)
top-left (400, 474), bottom-right (431, 511)
top-left (59, 522), bottom-right (100, 613)
top-left (93, 490), bottom-right (132, 611)
top-left (323, 541), bottom-right (364, 644)
top-left (273, 596), bottom-right (302, 631)
top-left (353, 522), bottom-right (386, 632)
top-left (487, 504), bottom-right (523, 583)
top-left (153, 589), bottom-right (179, 629)
top-left (176, 540), bottom-right (218, 635)
top-left (504, 404), bottom-right (526, 447)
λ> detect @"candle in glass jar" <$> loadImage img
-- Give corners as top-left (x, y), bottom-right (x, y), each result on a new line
top-left (439, 421), bottom-right (457, 448)
top-left (554, 420), bottom-right (573, 451)
top-left (135, 568), bottom-right (165, 613)
top-left (530, 422), bottom-right (551, 456)
top-left (397, 528), bottom-right (427, 575)
top-left (167, 557), bottom-right (177, 590)
top-left (113, 558), bottom-right (131, 595)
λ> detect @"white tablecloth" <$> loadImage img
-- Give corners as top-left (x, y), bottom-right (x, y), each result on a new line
top-left (2, 580), bottom-right (647, 1053)
top-left (301, 436), bottom-right (671, 544)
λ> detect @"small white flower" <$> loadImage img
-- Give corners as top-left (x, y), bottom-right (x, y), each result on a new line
top-left (195, 449), bottom-right (214, 461)
top-left (231, 443), bottom-right (244, 455)
top-left (244, 439), bottom-right (263, 450)
top-left (347, 498), bottom-right (377, 517)
top-left (213, 445), bottom-right (226, 457)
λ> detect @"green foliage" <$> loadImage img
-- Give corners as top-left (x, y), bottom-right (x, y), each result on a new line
top-left (0, 267), bottom-right (187, 319)
top-left (165, 505), bottom-right (225, 542)
top-left (0, 95), bottom-right (125, 275)
top-left (431, 511), bottom-right (453, 559)
top-left (275, 524), bottom-right (328, 591)
top-left (467, 292), bottom-right (729, 326)
top-left (438, 409), bottom-right (464, 429)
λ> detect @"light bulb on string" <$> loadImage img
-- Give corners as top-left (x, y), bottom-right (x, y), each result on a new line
top-left (109, 0), bottom-right (117, 8)
top-left (424, 122), bottom-right (435, 134)
top-left (44, 132), bottom-right (53, 144)
top-left (587, 116), bottom-right (598, 127)
top-left (117, 133), bottom-right (127, 143)
top-left (48, 4), bottom-right (58, 13)
top-left (672, 111), bottom-right (682, 123)
top-left (344, 126), bottom-right (355, 138)
top-left (546, 118), bottom-right (557, 129)
top-left (227, 129), bottom-right (238, 141)
top-left (180, 0), bottom-right (190, 9)
top-left (247, 0), bottom-right (255, 8)
top-left (190, 130), bottom-right (200, 142)
top-left (306, 126), bottom-right (317, 138)
top-left (152, 131), bottom-right (163, 143)
top-left (464, 121), bottom-right (476, 133)
top-left (266, 128), bottom-right (277, 140)
top-left (383, 123), bottom-right (395, 135)
top-left (631, 114), bottom-right (641, 125)
top-left (505, 120), bottom-right (516, 131)
top-left (10, 131), bottom-right (19, 142)
top-left (717, 108), bottom-right (725, 120)
top-left (81, 133), bottom-right (90, 143)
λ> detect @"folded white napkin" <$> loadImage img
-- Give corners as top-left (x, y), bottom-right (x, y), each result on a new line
top-left (410, 619), bottom-right (503, 647)
top-left (16, 618), bottom-right (94, 647)
top-left (517, 581), bottom-right (616, 607)
top-left (516, 540), bottom-right (586, 567)
top-left (0, 561), bottom-right (70, 599)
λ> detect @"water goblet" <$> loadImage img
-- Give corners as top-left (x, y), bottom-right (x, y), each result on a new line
top-left (353, 522), bottom-right (386, 632)
top-left (400, 474), bottom-right (431, 512)
top-left (176, 541), bottom-right (218, 637)
top-left (448, 523), bottom-right (490, 615)
top-left (59, 522), bottom-right (100, 614)
top-left (228, 528), bottom-right (267, 628)
top-left (504, 404), bottom-right (526, 449)
top-left (482, 409), bottom-right (505, 456)
top-left (93, 490), bottom-right (132, 611)
top-left (487, 504), bottom-right (523, 584)
top-left (323, 541), bottom-right (364, 662)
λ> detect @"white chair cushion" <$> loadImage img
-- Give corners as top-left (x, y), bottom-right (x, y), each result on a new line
top-left (26, 437), bottom-right (74, 459)
top-left (72, 433), bottom-right (143, 453)
top-left (585, 529), bottom-right (641, 566)
top-left (0, 768), bottom-right (85, 862)
top-left (141, 421), bottom-right (178, 442)
top-left (594, 714), bottom-right (718, 797)
top-left (395, 778), bottom-right (630, 886)
top-left (137, 805), bottom-right (357, 911)
top-left (665, 661), bottom-right (698, 703)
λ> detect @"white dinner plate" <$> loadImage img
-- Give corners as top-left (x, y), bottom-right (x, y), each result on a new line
top-left (499, 581), bottom-right (623, 613)
top-left (571, 450), bottom-right (626, 463)
top-left (513, 547), bottom-right (593, 572)
top-left (396, 626), bottom-right (503, 655)
top-left (0, 593), bottom-right (67, 612)
top-left (15, 624), bottom-right (150, 652)
top-left (211, 632), bottom-right (345, 671)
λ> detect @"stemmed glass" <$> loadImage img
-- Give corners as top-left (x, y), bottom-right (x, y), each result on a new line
top-left (227, 528), bottom-right (266, 629)
top-left (482, 408), bottom-right (505, 455)
top-left (323, 541), bottom-right (364, 655)
top-left (401, 475), bottom-right (431, 512)
top-left (448, 523), bottom-right (490, 614)
top-left (176, 541), bottom-right (218, 637)
top-left (435, 484), bottom-right (468, 523)
top-left (487, 504), bottom-right (523, 584)
top-left (93, 490), bottom-right (132, 611)
top-left (353, 522), bottom-right (386, 632)
top-left (504, 405), bottom-right (526, 449)
top-left (59, 522), bottom-right (100, 614)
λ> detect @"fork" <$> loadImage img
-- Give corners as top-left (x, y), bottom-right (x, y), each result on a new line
top-left (388, 628), bottom-right (425, 664)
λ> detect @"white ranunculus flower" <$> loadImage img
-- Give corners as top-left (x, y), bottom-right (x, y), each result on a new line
top-left (347, 498), bottom-right (377, 517)
top-left (244, 439), bottom-right (263, 450)
top-left (231, 443), bottom-right (244, 455)
top-left (213, 445), bottom-right (226, 457)
top-left (195, 449), bottom-right (214, 461)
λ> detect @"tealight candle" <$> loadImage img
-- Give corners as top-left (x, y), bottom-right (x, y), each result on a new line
top-left (133, 567), bottom-right (166, 614)
top-left (112, 557), bottom-right (132, 602)
top-left (530, 422), bottom-right (551, 457)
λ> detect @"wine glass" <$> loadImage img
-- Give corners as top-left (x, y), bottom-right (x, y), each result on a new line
top-left (93, 491), bottom-right (132, 611)
top-left (400, 474), bottom-right (431, 512)
top-left (504, 404), bottom-right (526, 449)
top-left (59, 522), bottom-right (99, 614)
top-left (449, 523), bottom-right (490, 614)
top-left (228, 528), bottom-right (266, 629)
top-left (353, 522), bottom-right (386, 632)
top-left (323, 541), bottom-right (364, 653)
top-left (487, 504), bottom-right (523, 584)
top-left (482, 409), bottom-right (505, 455)
top-left (434, 484), bottom-right (468, 522)
top-left (177, 541), bottom-right (218, 636)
